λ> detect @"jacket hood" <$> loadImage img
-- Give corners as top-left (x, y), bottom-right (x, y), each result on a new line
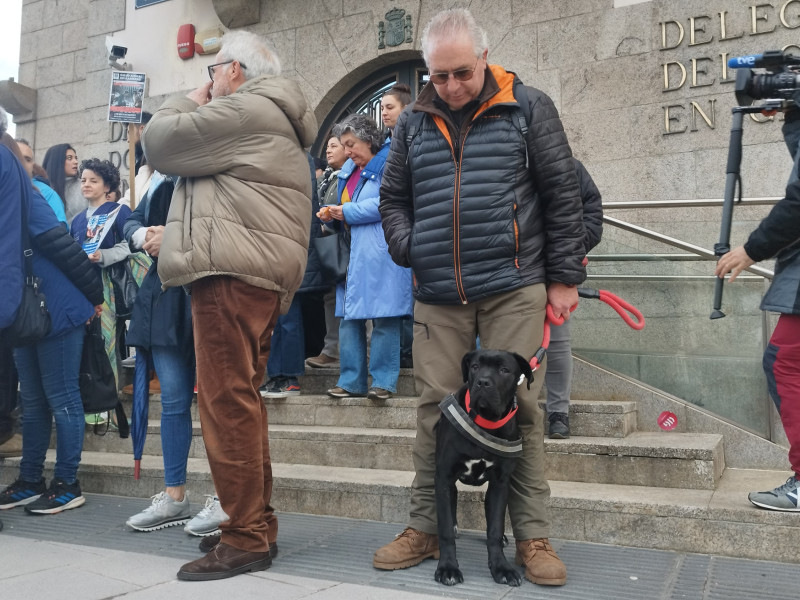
top-left (240, 75), bottom-right (317, 148)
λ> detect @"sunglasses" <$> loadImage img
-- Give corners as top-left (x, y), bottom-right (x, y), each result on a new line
top-left (429, 56), bottom-right (480, 85)
top-left (208, 59), bottom-right (248, 81)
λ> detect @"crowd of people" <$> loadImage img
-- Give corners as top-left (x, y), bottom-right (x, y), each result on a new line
top-left (1, 5), bottom-right (797, 587)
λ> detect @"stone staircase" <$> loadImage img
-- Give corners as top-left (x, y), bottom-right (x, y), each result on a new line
top-left (4, 356), bottom-right (799, 563)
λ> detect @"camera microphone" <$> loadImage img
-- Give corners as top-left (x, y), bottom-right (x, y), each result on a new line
top-left (728, 54), bottom-right (764, 69)
top-left (728, 50), bottom-right (800, 69)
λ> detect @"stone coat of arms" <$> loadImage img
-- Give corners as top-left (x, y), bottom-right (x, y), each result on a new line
top-left (379, 8), bottom-right (413, 49)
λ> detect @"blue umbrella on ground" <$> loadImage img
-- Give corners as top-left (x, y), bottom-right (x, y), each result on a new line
top-left (131, 347), bottom-right (151, 479)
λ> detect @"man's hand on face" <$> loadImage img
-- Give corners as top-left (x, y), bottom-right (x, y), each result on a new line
top-left (187, 81), bottom-right (213, 106)
top-left (547, 282), bottom-right (578, 322)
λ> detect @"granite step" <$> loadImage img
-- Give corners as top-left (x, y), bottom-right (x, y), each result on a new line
top-left (118, 394), bottom-right (636, 437)
top-left (1, 453), bottom-right (794, 564)
top-left (79, 423), bottom-right (721, 489)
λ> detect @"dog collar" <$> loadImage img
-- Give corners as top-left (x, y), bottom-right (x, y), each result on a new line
top-left (463, 389), bottom-right (518, 430)
top-left (439, 395), bottom-right (523, 458)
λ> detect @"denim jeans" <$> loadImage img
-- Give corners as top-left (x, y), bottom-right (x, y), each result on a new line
top-left (14, 324), bottom-right (85, 484)
top-left (337, 317), bottom-right (402, 394)
top-left (152, 344), bottom-right (196, 487)
top-left (267, 297), bottom-right (305, 378)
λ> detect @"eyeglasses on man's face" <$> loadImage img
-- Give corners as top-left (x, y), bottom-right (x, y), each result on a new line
top-left (208, 60), bottom-right (248, 81)
top-left (429, 56), bottom-right (480, 85)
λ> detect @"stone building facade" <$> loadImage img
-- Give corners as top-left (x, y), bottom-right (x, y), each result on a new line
top-left (9, 0), bottom-right (800, 438)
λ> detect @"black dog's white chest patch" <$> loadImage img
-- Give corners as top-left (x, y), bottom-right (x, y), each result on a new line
top-left (458, 458), bottom-right (495, 485)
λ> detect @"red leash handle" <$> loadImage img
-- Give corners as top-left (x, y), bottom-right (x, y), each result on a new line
top-left (577, 287), bottom-right (645, 331)
top-left (529, 303), bottom-right (578, 372)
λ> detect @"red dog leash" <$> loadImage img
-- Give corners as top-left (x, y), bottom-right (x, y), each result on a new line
top-left (464, 287), bottom-right (645, 429)
top-left (530, 287), bottom-right (646, 372)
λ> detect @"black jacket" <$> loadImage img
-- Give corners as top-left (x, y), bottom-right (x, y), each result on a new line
top-left (744, 176), bottom-right (800, 314)
top-left (122, 173), bottom-right (194, 356)
top-left (380, 65), bottom-right (586, 305)
top-left (298, 154), bottom-right (328, 294)
top-left (574, 159), bottom-right (603, 253)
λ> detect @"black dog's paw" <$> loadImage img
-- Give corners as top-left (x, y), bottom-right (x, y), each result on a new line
top-left (435, 564), bottom-right (464, 586)
top-left (490, 564), bottom-right (522, 587)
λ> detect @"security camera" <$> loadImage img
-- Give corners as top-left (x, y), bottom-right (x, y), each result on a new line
top-left (110, 45), bottom-right (127, 59)
top-left (105, 38), bottom-right (130, 69)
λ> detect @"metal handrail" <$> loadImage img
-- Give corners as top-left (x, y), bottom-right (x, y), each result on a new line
top-left (603, 216), bottom-right (774, 279)
top-left (591, 200), bottom-right (778, 442)
top-left (603, 197), bottom-right (780, 209)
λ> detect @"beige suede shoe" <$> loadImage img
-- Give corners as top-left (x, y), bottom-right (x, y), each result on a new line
top-left (515, 538), bottom-right (567, 585)
top-left (373, 527), bottom-right (439, 570)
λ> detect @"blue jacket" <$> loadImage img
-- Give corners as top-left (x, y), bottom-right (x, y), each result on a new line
top-left (71, 201), bottom-right (132, 256)
top-left (33, 177), bottom-right (67, 224)
top-left (0, 146), bottom-right (25, 329)
top-left (335, 142), bottom-right (412, 320)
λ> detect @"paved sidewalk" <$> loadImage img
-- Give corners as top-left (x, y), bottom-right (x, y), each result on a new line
top-left (1, 492), bottom-right (799, 599)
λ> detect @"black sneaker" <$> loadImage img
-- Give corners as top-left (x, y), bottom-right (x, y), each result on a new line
top-left (0, 477), bottom-right (46, 510)
top-left (260, 377), bottom-right (291, 398)
top-left (548, 412), bottom-right (570, 439)
top-left (25, 478), bottom-right (85, 514)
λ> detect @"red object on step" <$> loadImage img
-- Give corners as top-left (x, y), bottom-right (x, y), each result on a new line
top-left (658, 411), bottom-right (678, 431)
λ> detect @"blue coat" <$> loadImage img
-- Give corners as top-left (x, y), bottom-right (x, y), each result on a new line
top-left (0, 146), bottom-right (25, 329)
top-left (33, 177), bottom-right (67, 224)
top-left (335, 143), bottom-right (412, 320)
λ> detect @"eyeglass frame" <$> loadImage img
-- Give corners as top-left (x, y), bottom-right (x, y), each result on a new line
top-left (429, 56), bottom-right (482, 86)
top-left (207, 59), bottom-right (248, 81)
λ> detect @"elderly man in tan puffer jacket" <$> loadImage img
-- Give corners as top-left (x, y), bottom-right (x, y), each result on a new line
top-left (142, 30), bottom-right (317, 582)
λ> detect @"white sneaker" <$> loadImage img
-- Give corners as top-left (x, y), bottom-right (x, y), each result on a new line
top-left (126, 491), bottom-right (191, 531)
top-left (184, 494), bottom-right (229, 537)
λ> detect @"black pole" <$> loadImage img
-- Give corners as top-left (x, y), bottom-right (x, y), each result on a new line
top-left (711, 108), bottom-right (748, 319)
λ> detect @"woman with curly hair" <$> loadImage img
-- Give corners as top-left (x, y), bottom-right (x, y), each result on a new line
top-left (70, 159), bottom-right (137, 392)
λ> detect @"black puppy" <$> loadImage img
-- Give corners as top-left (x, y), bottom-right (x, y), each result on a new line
top-left (434, 349), bottom-right (533, 587)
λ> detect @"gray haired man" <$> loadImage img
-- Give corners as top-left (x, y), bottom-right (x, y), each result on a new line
top-left (143, 31), bottom-right (317, 581)
top-left (377, 8), bottom-right (586, 586)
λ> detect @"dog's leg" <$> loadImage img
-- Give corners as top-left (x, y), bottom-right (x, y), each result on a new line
top-left (450, 483), bottom-right (460, 538)
top-left (485, 480), bottom-right (521, 586)
top-left (434, 470), bottom-right (463, 586)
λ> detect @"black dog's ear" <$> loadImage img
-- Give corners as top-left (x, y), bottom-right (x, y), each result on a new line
top-left (461, 351), bottom-right (477, 383)
top-left (512, 352), bottom-right (534, 389)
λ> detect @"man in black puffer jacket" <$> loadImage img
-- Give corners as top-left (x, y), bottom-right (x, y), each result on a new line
top-left (376, 8), bottom-right (585, 587)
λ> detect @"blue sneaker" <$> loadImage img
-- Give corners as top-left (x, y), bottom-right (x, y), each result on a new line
top-left (25, 478), bottom-right (85, 515)
top-left (0, 478), bottom-right (47, 510)
top-left (748, 476), bottom-right (800, 512)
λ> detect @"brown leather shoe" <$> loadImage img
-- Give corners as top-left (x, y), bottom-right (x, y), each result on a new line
top-left (373, 527), bottom-right (439, 570)
top-left (306, 353), bottom-right (339, 368)
top-left (0, 433), bottom-right (23, 458)
top-left (177, 542), bottom-right (271, 581)
top-left (515, 538), bottom-right (567, 585)
top-left (199, 533), bottom-right (278, 558)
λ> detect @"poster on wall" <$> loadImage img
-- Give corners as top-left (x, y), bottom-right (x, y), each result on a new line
top-left (108, 71), bottom-right (146, 123)
top-left (135, 0), bottom-right (170, 8)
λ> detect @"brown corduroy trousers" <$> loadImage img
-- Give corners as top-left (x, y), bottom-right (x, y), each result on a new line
top-left (192, 276), bottom-right (281, 553)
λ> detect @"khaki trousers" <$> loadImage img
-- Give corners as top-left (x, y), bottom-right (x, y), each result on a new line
top-left (408, 284), bottom-right (550, 540)
top-left (192, 276), bottom-right (281, 553)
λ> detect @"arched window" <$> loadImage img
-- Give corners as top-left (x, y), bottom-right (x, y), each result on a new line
top-left (312, 60), bottom-right (428, 156)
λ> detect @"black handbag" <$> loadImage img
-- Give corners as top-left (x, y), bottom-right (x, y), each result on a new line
top-left (79, 318), bottom-right (119, 413)
top-left (312, 228), bottom-right (350, 284)
top-left (1, 193), bottom-right (52, 347)
top-left (108, 257), bottom-right (138, 319)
